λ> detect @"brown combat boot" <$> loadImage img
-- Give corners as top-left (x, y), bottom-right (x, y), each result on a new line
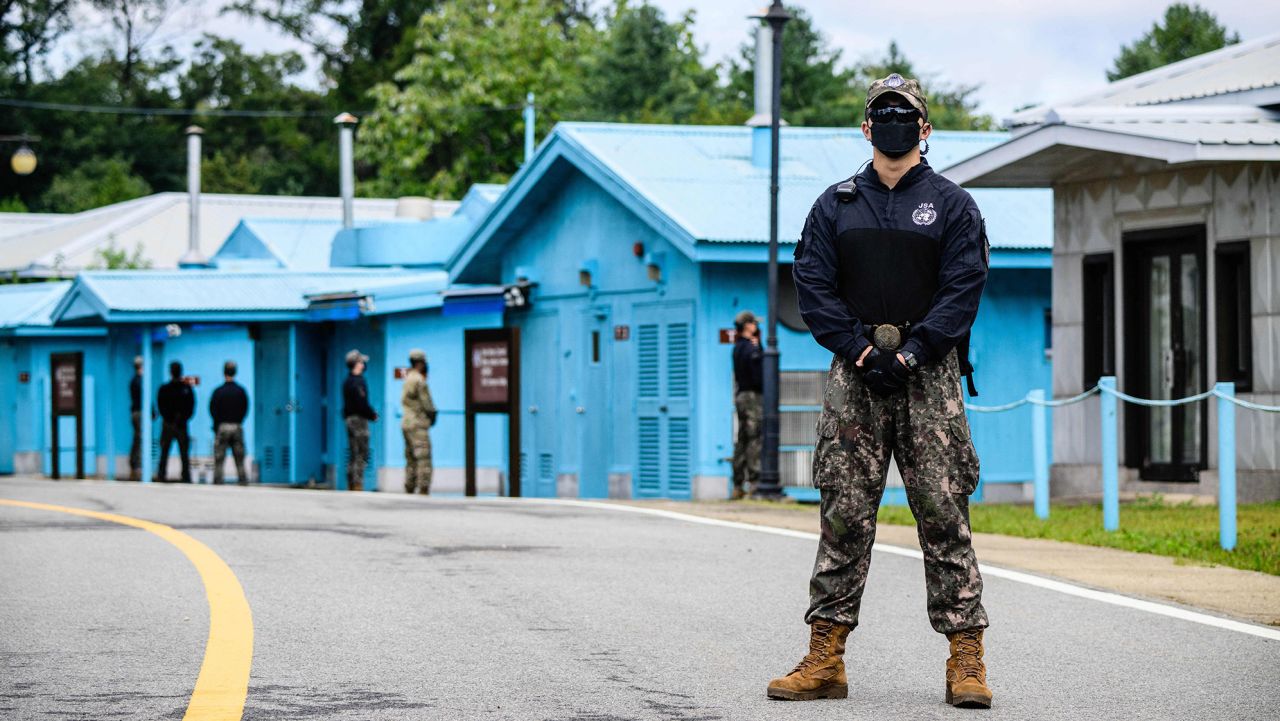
top-left (945, 628), bottom-right (993, 708)
top-left (766, 619), bottom-right (850, 701)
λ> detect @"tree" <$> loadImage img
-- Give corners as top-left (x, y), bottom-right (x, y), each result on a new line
top-left (572, 1), bottom-right (727, 124)
top-left (360, 0), bottom-right (592, 198)
top-left (90, 0), bottom-right (179, 95)
top-left (726, 7), bottom-right (860, 127)
top-left (1109, 3), bottom-right (1239, 81)
top-left (91, 240), bottom-right (152, 269)
top-left (39, 156), bottom-right (152, 212)
top-left (3, 0), bottom-right (74, 90)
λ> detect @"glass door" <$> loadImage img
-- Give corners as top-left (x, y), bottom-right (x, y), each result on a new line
top-left (1124, 228), bottom-right (1206, 481)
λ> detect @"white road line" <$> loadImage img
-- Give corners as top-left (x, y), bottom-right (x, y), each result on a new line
top-left (531, 498), bottom-right (1280, 643)
top-left (11, 479), bottom-right (1280, 642)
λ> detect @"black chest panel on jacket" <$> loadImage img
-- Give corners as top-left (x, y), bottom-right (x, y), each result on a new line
top-left (833, 227), bottom-right (939, 325)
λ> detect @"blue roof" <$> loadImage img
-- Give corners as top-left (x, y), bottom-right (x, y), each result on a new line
top-left (453, 122), bottom-right (1051, 280)
top-left (213, 218), bottom-right (345, 271)
top-left (51, 270), bottom-right (447, 323)
top-left (0, 281), bottom-right (72, 328)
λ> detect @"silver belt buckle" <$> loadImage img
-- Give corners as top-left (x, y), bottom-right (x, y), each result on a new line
top-left (872, 324), bottom-right (902, 351)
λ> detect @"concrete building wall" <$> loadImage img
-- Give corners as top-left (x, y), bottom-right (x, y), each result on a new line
top-left (1051, 162), bottom-right (1279, 501)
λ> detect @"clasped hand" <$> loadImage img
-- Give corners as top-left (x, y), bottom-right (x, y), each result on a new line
top-left (856, 347), bottom-right (911, 397)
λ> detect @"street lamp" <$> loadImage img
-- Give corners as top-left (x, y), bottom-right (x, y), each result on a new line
top-left (1, 135), bottom-right (40, 176)
top-left (756, 0), bottom-right (790, 500)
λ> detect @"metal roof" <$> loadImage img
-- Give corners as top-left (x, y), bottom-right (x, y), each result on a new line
top-left (0, 192), bottom-right (407, 276)
top-left (943, 106), bottom-right (1280, 188)
top-left (451, 122), bottom-right (1051, 280)
top-left (0, 281), bottom-right (72, 328)
top-left (48, 269), bottom-right (448, 323)
top-left (1008, 33), bottom-right (1280, 127)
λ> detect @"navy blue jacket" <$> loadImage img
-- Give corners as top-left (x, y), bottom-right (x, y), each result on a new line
top-left (209, 381), bottom-right (249, 425)
top-left (343, 374), bottom-right (377, 420)
top-left (733, 337), bottom-right (764, 393)
top-left (793, 159), bottom-right (988, 369)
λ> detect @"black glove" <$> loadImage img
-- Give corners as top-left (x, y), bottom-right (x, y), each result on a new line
top-left (859, 348), bottom-right (911, 397)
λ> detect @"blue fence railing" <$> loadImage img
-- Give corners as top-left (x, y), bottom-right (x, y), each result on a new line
top-left (965, 376), bottom-right (1280, 551)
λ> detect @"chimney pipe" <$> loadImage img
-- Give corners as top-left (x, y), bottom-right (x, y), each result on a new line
top-left (179, 125), bottom-right (207, 267)
top-left (523, 93), bottom-right (536, 165)
top-left (745, 22), bottom-right (779, 168)
top-left (335, 113), bottom-right (358, 229)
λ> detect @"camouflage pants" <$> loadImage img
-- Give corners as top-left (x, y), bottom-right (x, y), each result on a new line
top-left (806, 351), bottom-right (988, 635)
top-left (213, 423), bottom-right (248, 485)
top-left (345, 416), bottom-right (370, 491)
top-left (403, 426), bottom-right (432, 494)
top-left (733, 390), bottom-right (763, 494)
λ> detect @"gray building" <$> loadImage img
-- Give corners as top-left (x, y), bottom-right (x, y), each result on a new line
top-left (945, 34), bottom-right (1280, 502)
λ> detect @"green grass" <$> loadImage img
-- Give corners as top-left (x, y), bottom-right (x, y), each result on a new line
top-left (875, 497), bottom-right (1280, 576)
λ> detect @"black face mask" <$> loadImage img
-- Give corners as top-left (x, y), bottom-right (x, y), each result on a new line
top-left (870, 122), bottom-right (921, 158)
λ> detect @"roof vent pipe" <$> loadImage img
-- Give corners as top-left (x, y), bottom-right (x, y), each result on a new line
top-left (178, 125), bottom-right (208, 268)
top-left (745, 22), bottom-right (781, 168)
top-left (335, 113), bottom-right (359, 229)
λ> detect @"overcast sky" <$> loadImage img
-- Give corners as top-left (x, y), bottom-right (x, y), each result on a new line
top-left (59, 0), bottom-right (1280, 123)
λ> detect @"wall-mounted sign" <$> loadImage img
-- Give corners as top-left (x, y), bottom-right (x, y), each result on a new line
top-left (470, 341), bottom-right (510, 405)
top-left (393, 367), bottom-right (410, 379)
top-left (719, 328), bottom-right (738, 344)
top-left (53, 360), bottom-right (79, 414)
top-left (49, 352), bottom-right (84, 479)
top-left (18, 372), bottom-right (29, 384)
top-left (183, 375), bottom-right (200, 386)
top-left (613, 325), bottom-right (630, 341)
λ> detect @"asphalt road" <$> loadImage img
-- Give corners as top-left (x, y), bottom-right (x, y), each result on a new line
top-left (1, 476), bottom-right (1277, 721)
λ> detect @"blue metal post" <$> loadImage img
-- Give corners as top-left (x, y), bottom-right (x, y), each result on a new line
top-left (140, 325), bottom-right (153, 483)
top-left (1215, 382), bottom-right (1237, 551)
top-left (1030, 389), bottom-right (1049, 519)
top-left (287, 323), bottom-right (298, 484)
top-left (523, 93), bottom-right (535, 165)
top-left (104, 331), bottom-right (115, 481)
top-left (1099, 376), bottom-right (1119, 531)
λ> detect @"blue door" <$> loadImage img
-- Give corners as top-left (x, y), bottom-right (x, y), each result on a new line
top-left (519, 310), bottom-right (560, 497)
top-left (633, 302), bottom-right (694, 499)
top-left (577, 306), bottom-right (612, 498)
top-left (293, 325), bottom-right (327, 485)
top-left (254, 326), bottom-right (290, 483)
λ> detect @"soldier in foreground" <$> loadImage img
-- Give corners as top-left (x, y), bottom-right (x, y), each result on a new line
top-left (767, 74), bottom-right (993, 708)
top-left (401, 349), bottom-right (436, 494)
top-left (209, 360), bottom-right (250, 485)
top-left (731, 310), bottom-right (763, 499)
top-left (342, 349), bottom-right (378, 491)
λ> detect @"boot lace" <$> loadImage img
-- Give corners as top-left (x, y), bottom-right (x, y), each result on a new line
top-left (791, 622), bottom-right (834, 674)
top-left (952, 629), bottom-right (984, 681)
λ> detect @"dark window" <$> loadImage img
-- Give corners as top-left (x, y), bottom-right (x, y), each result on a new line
top-left (779, 264), bottom-right (808, 332)
top-left (1043, 308), bottom-right (1053, 357)
top-left (590, 330), bottom-right (601, 365)
top-left (1215, 242), bottom-right (1252, 392)
top-left (1082, 253), bottom-right (1115, 388)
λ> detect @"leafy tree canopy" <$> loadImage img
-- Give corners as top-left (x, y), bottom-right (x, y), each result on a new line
top-left (1109, 3), bottom-right (1239, 81)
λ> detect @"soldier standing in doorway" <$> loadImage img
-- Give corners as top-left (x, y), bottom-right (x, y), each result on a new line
top-left (129, 356), bottom-right (144, 481)
top-left (210, 360), bottom-right (250, 485)
top-left (732, 310), bottom-right (764, 499)
top-left (767, 74), bottom-right (993, 708)
top-left (343, 349), bottom-right (378, 491)
top-left (155, 360), bottom-right (195, 483)
top-left (401, 349), bottom-right (436, 495)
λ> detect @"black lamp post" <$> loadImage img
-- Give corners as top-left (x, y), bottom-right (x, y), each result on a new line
top-left (756, 0), bottom-right (790, 500)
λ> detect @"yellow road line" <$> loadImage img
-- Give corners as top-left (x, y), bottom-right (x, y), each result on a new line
top-left (0, 498), bottom-right (254, 721)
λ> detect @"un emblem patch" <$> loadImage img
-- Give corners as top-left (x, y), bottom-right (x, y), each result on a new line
top-left (912, 202), bottom-right (937, 226)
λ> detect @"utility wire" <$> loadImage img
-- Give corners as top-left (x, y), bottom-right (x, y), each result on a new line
top-left (0, 97), bottom-right (534, 118)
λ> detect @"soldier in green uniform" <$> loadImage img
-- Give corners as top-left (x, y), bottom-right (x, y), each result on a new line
top-left (400, 348), bottom-right (437, 494)
top-left (767, 74), bottom-right (993, 709)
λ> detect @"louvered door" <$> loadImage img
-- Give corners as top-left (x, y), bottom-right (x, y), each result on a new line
top-left (634, 302), bottom-right (694, 499)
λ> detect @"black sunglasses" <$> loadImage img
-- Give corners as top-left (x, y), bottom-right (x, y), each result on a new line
top-left (867, 106), bottom-right (922, 124)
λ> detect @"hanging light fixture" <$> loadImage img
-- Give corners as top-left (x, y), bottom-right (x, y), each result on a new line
top-left (10, 145), bottom-right (36, 176)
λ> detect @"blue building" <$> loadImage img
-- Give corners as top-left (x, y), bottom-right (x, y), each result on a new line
top-left (1, 123), bottom-right (1052, 502)
top-left (449, 123), bottom-right (1053, 501)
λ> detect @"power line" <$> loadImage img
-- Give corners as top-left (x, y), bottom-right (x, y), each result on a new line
top-left (0, 97), bottom-right (535, 118)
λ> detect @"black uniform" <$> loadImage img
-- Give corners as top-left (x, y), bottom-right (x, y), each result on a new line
top-left (342, 375), bottom-right (377, 420)
top-left (731, 336), bottom-right (764, 495)
top-left (210, 381), bottom-right (250, 485)
top-left (342, 373), bottom-right (377, 491)
top-left (129, 375), bottom-right (143, 480)
top-left (156, 378), bottom-right (195, 482)
top-left (793, 158), bottom-right (987, 381)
